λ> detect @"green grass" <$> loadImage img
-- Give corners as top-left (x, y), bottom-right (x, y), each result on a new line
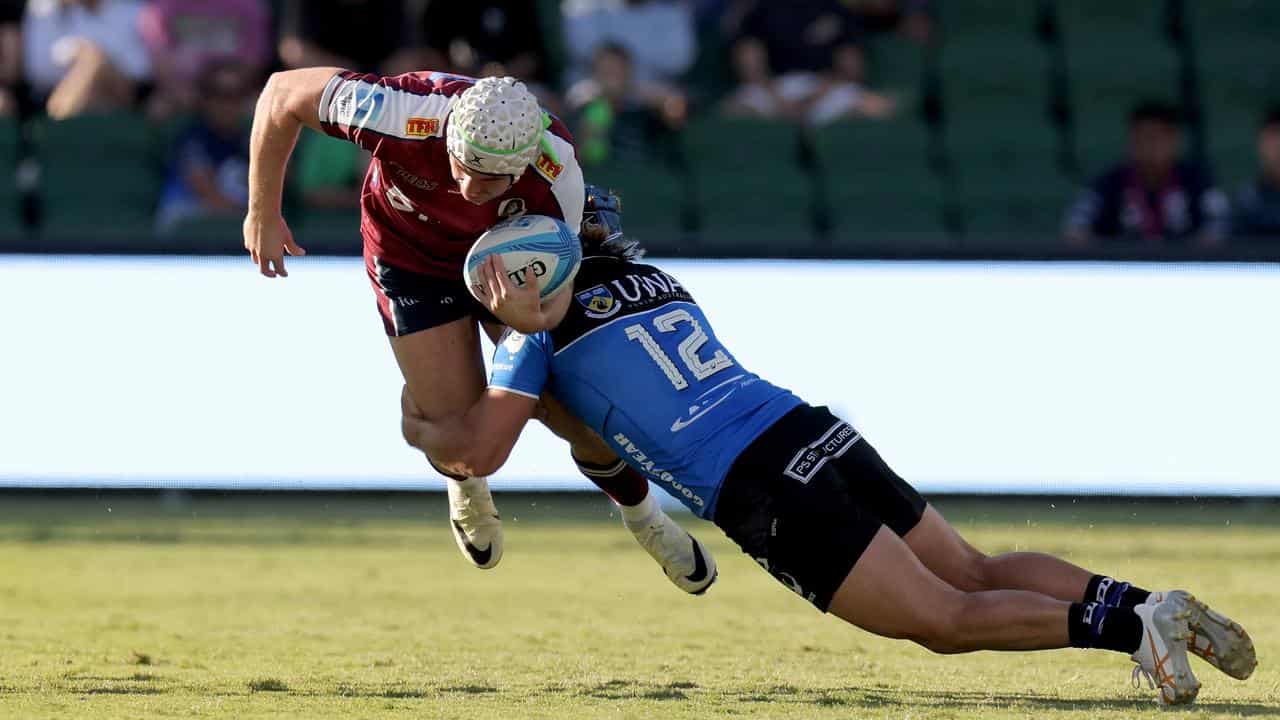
top-left (0, 493), bottom-right (1276, 719)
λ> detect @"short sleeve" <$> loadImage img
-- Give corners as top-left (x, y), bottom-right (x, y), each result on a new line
top-left (489, 329), bottom-right (551, 400)
top-left (317, 70), bottom-right (454, 153)
top-left (537, 129), bottom-right (585, 232)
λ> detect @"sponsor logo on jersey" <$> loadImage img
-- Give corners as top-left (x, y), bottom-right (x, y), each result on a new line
top-left (534, 153), bottom-right (563, 181)
top-left (404, 116), bottom-right (440, 137)
top-left (753, 556), bottom-right (817, 604)
top-left (609, 271), bottom-right (686, 304)
top-left (501, 329), bottom-right (526, 353)
top-left (575, 284), bottom-right (620, 319)
top-left (497, 198), bottom-right (527, 219)
top-left (334, 82), bottom-right (385, 126)
top-left (669, 374), bottom-right (746, 432)
top-left (784, 421), bottom-right (862, 484)
top-left (612, 432), bottom-right (705, 508)
top-left (385, 161), bottom-right (438, 191)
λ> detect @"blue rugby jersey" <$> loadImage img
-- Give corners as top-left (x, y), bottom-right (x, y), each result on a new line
top-left (489, 257), bottom-right (802, 517)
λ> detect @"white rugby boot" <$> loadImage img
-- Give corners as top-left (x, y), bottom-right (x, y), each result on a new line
top-left (622, 494), bottom-right (717, 595)
top-left (1146, 590), bottom-right (1257, 680)
top-left (447, 476), bottom-right (503, 569)
top-left (1131, 592), bottom-right (1200, 706)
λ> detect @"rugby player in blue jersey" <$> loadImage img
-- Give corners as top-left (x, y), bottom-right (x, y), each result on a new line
top-left (400, 192), bottom-right (1256, 706)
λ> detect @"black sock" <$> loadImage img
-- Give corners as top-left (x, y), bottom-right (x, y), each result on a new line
top-left (1084, 575), bottom-right (1152, 608)
top-left (573, 455), bottom-right (648, 506)
top-left (1068, 601), bottom-right (1143, 653)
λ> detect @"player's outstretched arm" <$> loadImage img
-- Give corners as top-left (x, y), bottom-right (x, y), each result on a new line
top-left (400, 385), bottom-right (537, 478)
top-left (243, 67), bottom-right (340, 278)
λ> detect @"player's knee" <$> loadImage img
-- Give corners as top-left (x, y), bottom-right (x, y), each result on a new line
top-left (400, 412), bottom-right (421, 451)
top-left (955, 548), bottom-right (994, 593)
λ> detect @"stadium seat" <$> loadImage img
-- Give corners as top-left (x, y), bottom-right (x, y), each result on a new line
top-left (160, 214), bottom-right (246, 252)
top-left (1188, 0), bottom-right (1280, 189)
top-left (34, 113), bottom-right (164, 242)
top-left (1058, 4), bottom-right (1178, 175)
top-left (864, 35), bottom-right (922, 97)
top-left (947, 96), bottom-right (1076, 244)
top-left (0, 117), bottom-right (23, 240)
top-left (934, 0), bottom-right (1075, 246)
top-left (583, 156), bottom-right (689, 255)
top-left (294, 207), bottom-right (362, 254)
top-left (811, 120), bottom-right (947, 250)
top-left (683, 117), bottom-right (815, 253)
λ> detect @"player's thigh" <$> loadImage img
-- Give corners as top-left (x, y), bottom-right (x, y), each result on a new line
top-left (827, 525), bottom-right (962, 644)
top-left (829, 432), bottom-right (986, 592)
top-left (715, 408), bottom-right (889, 610)
top-left (390, 317), bottom-right (487, 419)
top-left (902, 505), bottom-right (990, 592)
top-left (369, 257), bottom-right (491, 418)
top-left (821, 412), bottom-right (928, 538)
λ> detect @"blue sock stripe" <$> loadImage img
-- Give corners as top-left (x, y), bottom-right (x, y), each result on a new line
top-left (1082, 601), bottom-right (1111, 642)
top-left (1104, 581), bottom-right (1131, 607)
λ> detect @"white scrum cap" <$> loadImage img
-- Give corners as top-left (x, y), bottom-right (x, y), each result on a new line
top-left (446, 76), bottom-right (546, 177)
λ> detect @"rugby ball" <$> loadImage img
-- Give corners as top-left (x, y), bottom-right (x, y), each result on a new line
top-left (464, 215), bottom-right (582, 302)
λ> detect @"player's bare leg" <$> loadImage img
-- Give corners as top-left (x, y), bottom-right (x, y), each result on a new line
top-left (904, 505), bottom-right (1255, 679)
top-left (538, 392), bottom-right (717, 595)
top-left (830, 525), bottom-right (1073, 652)
top-left (394, 316), bottom-right (502, 568)
top-left (905, 506), bottom-right (1094, 599)
top-left (828, 526), bottom-right (1199, 705)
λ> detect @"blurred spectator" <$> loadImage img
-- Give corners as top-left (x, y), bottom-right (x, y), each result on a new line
top-left (421, 0), bottom-right (550, 84)
top-left (1064, 101), bottom-right (1229, 248)
top-left (138, 0), bottom-right (270, 118)
top-left (568, 42), bottom-right (687, 165)
top-left (722, 0), bottom-right (895, 124)
top-left (0, 0), bottom-right (22, 116)
top-left (843, 0), bottom-right (934, 44)
top-left (277, 0), bottom-right (418, 75)
top-left (561, 0), bottom-right (696, 87)
top-left (294, 132), bottom-right (369, 211)
top-left (1232, 108), bottom-right (1280, 240)
top-left (155, 63), bottom-right (253, 232)
top-left (23, 0), bottom-right (151, 119)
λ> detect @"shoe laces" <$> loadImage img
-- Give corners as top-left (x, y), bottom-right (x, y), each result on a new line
top-left (1131, 665), bottom-right (1157, 691)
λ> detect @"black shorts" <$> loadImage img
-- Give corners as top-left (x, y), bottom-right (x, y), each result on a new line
top-left (714, 404), bottom-right (927, 612)
top-left (367, 256), bottom-right (499, 337)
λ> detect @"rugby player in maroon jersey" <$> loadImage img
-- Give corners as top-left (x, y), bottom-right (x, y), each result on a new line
top-left (242, 68), bottom-right (715, 594)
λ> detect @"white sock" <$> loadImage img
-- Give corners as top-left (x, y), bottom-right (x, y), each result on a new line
top-left (620, 492), bottom-right (659, 529)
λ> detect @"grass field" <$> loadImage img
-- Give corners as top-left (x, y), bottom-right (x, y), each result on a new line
top-left (0, 492), bottom-right (1276, 719)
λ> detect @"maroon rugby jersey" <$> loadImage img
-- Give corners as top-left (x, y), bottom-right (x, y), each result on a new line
top-left (317, 70), bottom-right (585, 278)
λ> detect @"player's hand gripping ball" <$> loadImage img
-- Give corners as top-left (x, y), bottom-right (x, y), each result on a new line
top-left (464, 215), bottom-right (582, 303)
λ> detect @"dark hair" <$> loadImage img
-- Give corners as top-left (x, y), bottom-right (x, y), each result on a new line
top-left (1262, 106), bottom-right (1280, 131)
top-left (1130, 100), bottom-right (1182, 128)
top-left (580, 185), bottom-right (645, 260)
top-left (580, 222), bottom-right (646, 261)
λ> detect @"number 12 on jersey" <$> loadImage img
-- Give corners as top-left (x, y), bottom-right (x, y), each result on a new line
top-left (624, 308), bottom-right (735, 391)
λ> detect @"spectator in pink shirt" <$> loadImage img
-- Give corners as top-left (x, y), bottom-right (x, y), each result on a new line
top-left (138, 0), bottom-right (269, 117)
